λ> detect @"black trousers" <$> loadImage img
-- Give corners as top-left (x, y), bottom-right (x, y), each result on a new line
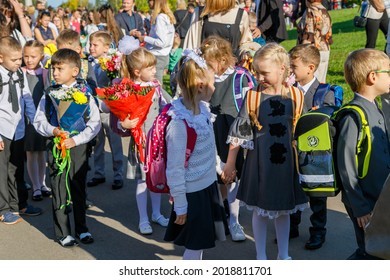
top-left (48, 142), bottom-right (89, 240)
top-left (0, 137), bottom-right (28, 215)
top-left (365, 13), bottom-right (389, 49)
top-left (344, 204), bottom-right (366, 253)
top-left (290, 196), bottom-right (327, 237)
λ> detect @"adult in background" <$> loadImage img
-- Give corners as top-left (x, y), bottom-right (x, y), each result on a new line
top-left (115, 0), bottom-right (145, 38)
top-left (184, 0), bottom-right (252, 56)
top-left (253, 0), bottom-right (288, 43)
top-left (364, 0), bottom-right (388, 49)
top-left (174, 0), bottom-right (194, 48)
top-left (134, 0), bottom-right (175, 85)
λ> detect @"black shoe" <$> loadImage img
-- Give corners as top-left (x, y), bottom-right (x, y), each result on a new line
top-left (346, 249), bottom-right (383, 260)
top-left (305, 235), bottom-right (325, 250)
top-left (77, 232), bottom-right (94, 244)
top-left (85, 199), bottom-right (94, 209)
top-left (112, 179), bottom-right (123, 190)
top-left (87, 177), bottom-right (106, 187)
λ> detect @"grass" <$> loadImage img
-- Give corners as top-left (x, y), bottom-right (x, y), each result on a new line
top-left (164, 7), bottom-right (387, 102)
top-left (281, 7), bottom-right (387, 103)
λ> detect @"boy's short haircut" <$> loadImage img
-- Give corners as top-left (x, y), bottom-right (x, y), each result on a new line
top-left (51, 48), bottom-right (81, 70)
top-left (89, 31), bottom-right (112, 46)
top-left (289, 44), bottom-right (320, 70)
top-left (344, 48), bottom-right (389, 93)
top-left (24, 40), bottom-right (45, 54)
top-left (0, 36), bottom-right (22, 55)
top-left (248, 11), bottom-right (257, 24)
top-left (56, 29), bottom-right (80, 49)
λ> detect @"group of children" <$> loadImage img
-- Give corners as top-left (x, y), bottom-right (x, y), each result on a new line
top-left (0, 22), bottom-right (389, 260)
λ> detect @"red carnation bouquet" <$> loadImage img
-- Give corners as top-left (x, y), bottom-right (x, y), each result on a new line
top-left (96, 78), bottom-right (155, 163)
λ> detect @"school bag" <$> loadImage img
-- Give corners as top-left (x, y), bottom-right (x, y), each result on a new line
top-left (312, 83), bottom-right (344, 109)
top-left (144, 104), bottom-right (197, 193)
top-left (232, 66), bottom-right (255, 112)
top-left (295, 104), bottom-right (371, 197)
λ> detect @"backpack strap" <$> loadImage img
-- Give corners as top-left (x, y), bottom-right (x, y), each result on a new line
top-left (289, 85), bottom-right (304, 133)
top-left (312, 83), bottom-right (331, 110)
top-left (233, 67), bottom-right (255, 112)
top-left (246, 84), bottom-right (262, 130)
top-left (183, 121), bottom-right (197, 168)
top-left (336, 105), bottom-right (371, 179)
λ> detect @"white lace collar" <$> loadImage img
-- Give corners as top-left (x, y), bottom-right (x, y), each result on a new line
top-left (168, 98), bottom-right (216, 135)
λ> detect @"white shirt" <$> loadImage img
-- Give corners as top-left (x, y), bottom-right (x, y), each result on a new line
top-left (0, 66), bottom-right (36, 142)
top-left (144, 13), bottom-right (175, 56)
top-left (298, 77), bottom-right (317, 95)
top-left (33, 82), bottom-right (101, 146)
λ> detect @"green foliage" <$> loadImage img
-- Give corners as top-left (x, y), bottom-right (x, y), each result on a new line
top-left (281, 7), bottom-right (386, 104)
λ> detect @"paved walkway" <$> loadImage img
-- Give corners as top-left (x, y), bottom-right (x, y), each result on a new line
top-left (0, 138), bottom-right (356, 260)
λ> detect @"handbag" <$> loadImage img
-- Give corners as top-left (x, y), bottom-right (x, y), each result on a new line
top-left (353, 15), bottom-right (367, 27)
top-left (364, 174), bottom-right (390, 259)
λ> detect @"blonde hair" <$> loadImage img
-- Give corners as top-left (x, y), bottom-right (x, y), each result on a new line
top-left (89, 30), bottom-right (112, 46)
top-left (23, 40), bottom-right (44, 54)
top-left (56, 29), bottom-right (80, 49)
top-left (177, 57), bottom-right (211, 111)
top-left (253, 43), bottom-right (290, 96)
top-left (151, 0), bottom-right (176, 25)
top-left (200, 35), bottom-right (237, 70)
top-left (344, 48), bottom-right (389, 93)
top-left (201, 0), bottom-right (236, 17)
top-left (0, 36), bottom-right (22, 56)
top-left (289, 44), bottom-right (320, 70)
top-left (122, 48), bottom-right (157, 80)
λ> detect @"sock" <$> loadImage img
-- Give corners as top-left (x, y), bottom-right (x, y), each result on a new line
top-left (183, 249), bottom-right (203, 260)
top-left (150, 191), bottom-right (162, 220)
top-left (252, 211), bottom-right (268, 260)
top-left (136, 180), bottom-right (149, 225)
top-left (274, 214), bottom-right (290, 260)
top-left (37, 152), bottom-right (48, 190)
top-left (228, 182), bottom-right (240, 226)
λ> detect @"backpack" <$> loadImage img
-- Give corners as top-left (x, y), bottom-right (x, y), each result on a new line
top-left (144, 104), bottom-right (197, 193)
top-left (0, 69), bottom-right (24, 94)
top-left (295, 104), bottom-right (371, 197)
top-left (232, 66), bottom-right (255, 112)
top-left (313, 83), bottom-right (344, 109)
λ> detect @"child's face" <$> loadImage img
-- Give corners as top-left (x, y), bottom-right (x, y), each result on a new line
top-left (53, 16), bottom-right (61, 28)
top-left (52, 62), bottom-right (79, 86)
top-left (136, 65), bottom-right (156, 83)
top-left (23, 46), bottom-right (43, 70)
top-left (254, 58), bottom-right (285, 89)
top-left (198, 69), bottom-right (215, 102)
top-left (89, 39), bottom-right (109, 58)
top-left (207, 59), bottom-right (225, 76)
top-left (0, 50), bottom-right (23, 73)
top-left (40, 15), bottom-right (51, 28)
top-left (290, 58), bottom-right (314, 85)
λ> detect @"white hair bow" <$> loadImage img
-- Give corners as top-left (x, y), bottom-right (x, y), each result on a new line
top-left (118, 35), bottom-right (140, 55)
top-left (182, 49), bottom-right (207, 69)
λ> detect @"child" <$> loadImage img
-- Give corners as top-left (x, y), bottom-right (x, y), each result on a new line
top-left (201, 35), bottom-right (253, 242)
top-left (163, 49), bottom-right (227, 260)
top-left (22, 40), bottom-right (52, 201)
top-left (288, 44), bottom-right (334, 249)
top-left (33, 49), bottom-right (101, 247)
top-left (248, 12), bottom-right (266, 46)
top-left (0, 36), bottom-right (39, 224)
top-left (168, 33), bottom-right (183, 74)
top-left (222, 43), bottom-right (308, 260)
top-left (119, 46), bottom-right (171, 235)
top-left (86, 31), bottom-right (124, 190)
top-left (338, 49), bottom-right (390, 260)
top-left (34, 11), bottom-right (57, 56)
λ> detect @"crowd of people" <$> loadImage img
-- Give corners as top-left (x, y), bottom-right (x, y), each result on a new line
top-left (0, 0), bottom-right (389, 261)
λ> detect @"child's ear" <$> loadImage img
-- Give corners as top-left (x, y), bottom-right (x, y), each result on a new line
top-left (133, 69), bottom-right (140, 77)
top-left (308, 63), bottom-right (316, 72)
top-left (0, 54), bottom-right (3, 64)
top-left (367, 71), bottom-right (376, 85)
top-left (72, 67), bottom-right (80, 78)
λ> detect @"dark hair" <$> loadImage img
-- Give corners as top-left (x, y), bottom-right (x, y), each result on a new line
top-left (51, 48), bottom-right (81, 69)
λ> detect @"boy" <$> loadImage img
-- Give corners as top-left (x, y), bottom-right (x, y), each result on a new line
top-left (34, 49), bottom-right (101, 247)
top-left (0, 36), bottom-right (40, 225)
top-left (339, 49), bottom-right (390, 260)
top-left (87, 31), bottom-right (124, 190)
top-left (288, 44), bottom-right (334, 250)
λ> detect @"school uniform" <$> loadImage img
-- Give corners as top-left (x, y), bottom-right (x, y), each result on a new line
top-left (33, 82), bottom-right (101, 240)
top-left (337, 93), bottom-right (390, 257)
top-left (0, 66), bottom-right (36, 215)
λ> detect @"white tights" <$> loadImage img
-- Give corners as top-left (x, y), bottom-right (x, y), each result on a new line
top-left (183, 249), bottom-right (203, 260)
top-left (136, 180), bottom-right (163, 225)
top-left (252, 211), bottom-right (290, 260)
top-left (227, 181), bottom-right (240, 226)
top-left (26, 151), bottom-right (47, 193)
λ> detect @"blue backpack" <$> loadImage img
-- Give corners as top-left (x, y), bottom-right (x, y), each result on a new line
top-left (232, 66), bottom-right (255, 112)
top-left (313, 83), bottom-right (344, 109)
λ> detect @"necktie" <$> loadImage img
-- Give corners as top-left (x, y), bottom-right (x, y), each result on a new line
top-left (8, 72), bottom-right (19, 113)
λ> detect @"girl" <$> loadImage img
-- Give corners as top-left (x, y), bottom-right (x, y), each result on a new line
top-left (52, 13), bottom-right (64, 35)
top-left (200, 35), bottom-right (254, 242)
top-left (119, 43), bottom-right (171, 235)
top-left (163, 49), bottom-right (227, 260)
top-left (222, 43), bottom-right (308, 260)
top-left (34, 11), bottom-right (57, 47)
top-left (22, 41), bottom-right (51, 201)
top-left (97, 4), bottom-right (123, 47)
top-left (134, 0), bottom-right (176, 85)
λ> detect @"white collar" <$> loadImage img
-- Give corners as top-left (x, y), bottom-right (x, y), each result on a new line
top-left (215, 67), bottom-right (235, 83)
top-left (61, 81), bottom-right (77, 88)
top-left (355, 92), bottom-right (376, 104)
top-left (297, 77), bottom-right (316, 95)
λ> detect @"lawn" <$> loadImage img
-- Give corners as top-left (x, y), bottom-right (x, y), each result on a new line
top-left (164, 7), bottom-right (387, 103)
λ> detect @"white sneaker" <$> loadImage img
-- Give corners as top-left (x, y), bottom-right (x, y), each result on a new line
top-left (230, 223), bottom-right (246, 242)
top-left (139, 222), bottom-right (153, 235)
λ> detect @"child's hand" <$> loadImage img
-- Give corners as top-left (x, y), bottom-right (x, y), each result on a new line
top-left (175, 213), bottom-right (187, 225)
top-left (221, 162), bottom-right (237, 184)
top-left (120, 115), bottom-right (139, 129)
top-left (0, 141), bottom-right (4, 151)
top-left (63, 138), bottom-right (76, 149)
top-left (357, 213), bottom-right (371, 229)
top-left (53, 127), bottom-right (69, 138)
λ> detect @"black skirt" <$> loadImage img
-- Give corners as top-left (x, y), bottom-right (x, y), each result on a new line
top-left (164, 181), bottom-right (228, 250)
top-left (25, 123), bottom-right (47, 151)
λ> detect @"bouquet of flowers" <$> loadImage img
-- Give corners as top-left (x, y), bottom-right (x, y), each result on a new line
top-left (98, 48), bottom-right (122, 80)
top-left (96, 78), bottom-right (155, 163)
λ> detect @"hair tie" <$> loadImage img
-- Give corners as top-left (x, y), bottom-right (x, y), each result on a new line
top-left (182, 49), bottom-right (207, 69)
top-left (118, 36), bottom-right (140, 55)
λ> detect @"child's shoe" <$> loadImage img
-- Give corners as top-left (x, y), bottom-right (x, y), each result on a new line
top-left (41, 186), bottom-right (52, 197)
top-left (32, 190), bottom-right (43, 201)
top-left (0, 212), bottom-right (22, 225)
top-left (77, 232), bottom-right (94, 244)
top-left (151, 215), bottom-right (169, 227)
top-left (19, 205), bottom-right (42, 216)
top-left (59, 235), bottom-right (79, 247)
top-left (229, 223), bottom-right (246, 242)
top-left (139, 222), bottom-right (153, 235)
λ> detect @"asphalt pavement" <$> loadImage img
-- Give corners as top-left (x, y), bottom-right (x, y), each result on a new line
top-left (0, 137), bottom-right (357, 260)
